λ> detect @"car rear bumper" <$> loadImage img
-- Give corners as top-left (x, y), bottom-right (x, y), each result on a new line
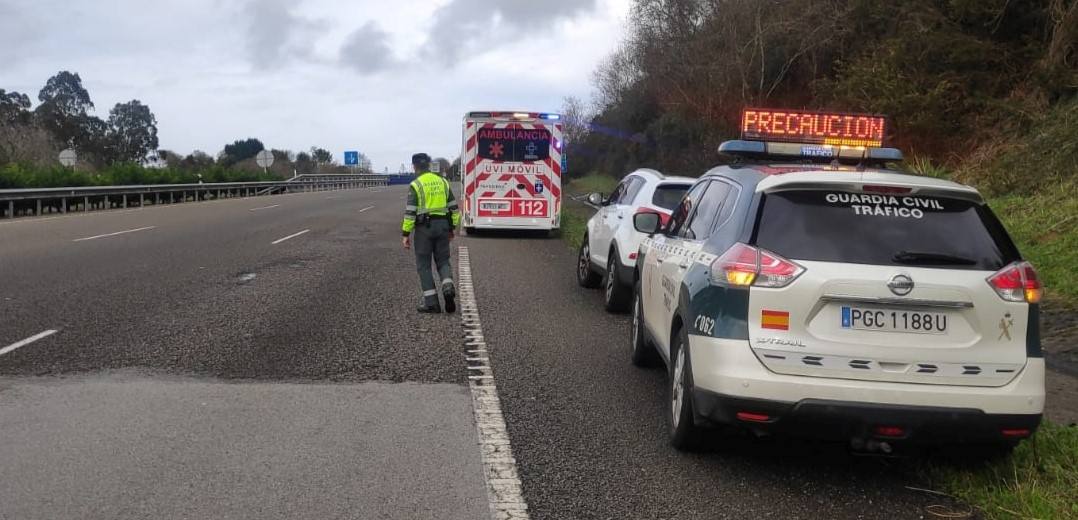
top-left (692, 391), bottom-right (1041, 444)
top-left (688, 335), bottom-right (1045, 442)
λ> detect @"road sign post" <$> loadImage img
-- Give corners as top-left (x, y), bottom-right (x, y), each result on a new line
top-left (59, 149), bottom-right (78, 171)
top-left (256, 150), bottom-right (274, 175)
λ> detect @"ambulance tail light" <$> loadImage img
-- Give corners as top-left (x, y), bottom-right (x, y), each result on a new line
top-left (987, 261), bottom-right (1042, 304)
top-left (711, 243), bottom-right (803, 288)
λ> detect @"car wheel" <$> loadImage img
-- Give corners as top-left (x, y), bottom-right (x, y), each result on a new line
top-left (577, 235), bottom-right (602, 288)
top-left (669, 326), bottom-right (705, 451)
top-left (630, 280), bottom-right (659, 367)
top-left (603, 249), bottom-right (632, 313)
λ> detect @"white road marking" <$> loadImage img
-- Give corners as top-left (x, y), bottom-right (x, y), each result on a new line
top-left (359, 206), bottom-right (375, 213)
top-left (0, 330), bottom-right (58, 357)
top-left (271, 229), bottom-right (310, 245)
top-left (457, 246), bottom-right (531, 520)
top-left (249, 204), bottom-right (280, 211)
top-left (72, 226), bottom-right (156, 242)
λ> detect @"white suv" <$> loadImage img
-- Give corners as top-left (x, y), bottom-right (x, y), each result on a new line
top-left (577, 169), bottom-right (693, 312)
top-left (630, 141), bottom-right (1045, 454)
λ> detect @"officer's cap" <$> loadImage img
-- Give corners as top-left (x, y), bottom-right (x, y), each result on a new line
top-left (411, 153), bottom-right (432, 166)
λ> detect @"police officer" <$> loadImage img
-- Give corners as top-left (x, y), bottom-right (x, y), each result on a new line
top-left (402, 153), bottom-right (460, 313)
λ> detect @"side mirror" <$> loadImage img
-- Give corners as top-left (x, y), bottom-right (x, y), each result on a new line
top-left (586, 192), bottom-right (605, 206)
top-left (633, 212), bottom-right (662, 235)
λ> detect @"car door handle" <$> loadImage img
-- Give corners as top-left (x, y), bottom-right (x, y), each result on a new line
top-left (678, 259), bottom-right (691, 269)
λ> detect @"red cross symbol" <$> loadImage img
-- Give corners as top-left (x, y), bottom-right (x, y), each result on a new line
top-left (489, 142), bottom-right (505, 159)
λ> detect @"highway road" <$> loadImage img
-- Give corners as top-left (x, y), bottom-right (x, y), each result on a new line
top-left (0, 184), bottom-right (1044, 519)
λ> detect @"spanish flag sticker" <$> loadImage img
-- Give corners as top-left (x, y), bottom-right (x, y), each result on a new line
top-left (761, 310), bottom-right (790, 331)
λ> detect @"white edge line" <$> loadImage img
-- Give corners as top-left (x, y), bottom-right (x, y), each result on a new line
top-left (359, 206), bottom-right (375, 213)
top-left (249, 204), bottom-right (281, 211)
top-left (72, 226), bottom-right (156, 242)
top-left (0, 330), bottom-right (59, 357)
top-left (271, 229), bottom-right (310, 245)
top-left (458, 247), bottom-right (531, 520)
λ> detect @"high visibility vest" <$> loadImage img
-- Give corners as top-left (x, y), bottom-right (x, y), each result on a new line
top-left (402, 172), bottom-right (460, 234)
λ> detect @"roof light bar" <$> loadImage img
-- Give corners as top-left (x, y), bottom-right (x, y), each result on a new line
top-left (718, 140), bottom-right (904, 163)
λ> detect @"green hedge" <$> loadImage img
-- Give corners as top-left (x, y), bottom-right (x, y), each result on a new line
top-left (0, 163), bottom-right (282, 190)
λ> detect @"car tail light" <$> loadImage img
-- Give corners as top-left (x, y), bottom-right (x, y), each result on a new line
top-left (1001, 428), bottom-right (1031, 438)
top-left (634, 207), bottom-right (671, 227)
top-left (874, 426), bottom-right (906, 438)
top-left (711, 243), bottom-right (803, 288)
top-left (862, 185), bottom-right (913, 195)
top-left (987, 261), bottom-right (1042, 303)
top-left (736, 412), bottom-right (771, 423)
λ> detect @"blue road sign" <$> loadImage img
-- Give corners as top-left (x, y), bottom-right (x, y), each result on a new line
top-left (344, 151), bottom-right (360, 166)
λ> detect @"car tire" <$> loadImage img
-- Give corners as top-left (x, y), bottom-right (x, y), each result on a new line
top-left (669, 326), bottom-right (705, 451)
top-left (630, 280), bottom-right (659, 367)
top-left (465, 227), bottom-right (477, 236)
top-left (603, 249), bottom-right (632, 313)
top-left (577, 234), bottom-right (602, 288)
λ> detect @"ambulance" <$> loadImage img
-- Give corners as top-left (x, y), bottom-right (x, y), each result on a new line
top-left (460, 111), bottom-right (564, 234)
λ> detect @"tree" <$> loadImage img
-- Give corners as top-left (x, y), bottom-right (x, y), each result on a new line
top-left (310, 147), bottom-right (333, 165)
top-left (181, 150), bottom-right (215, 170)
top-left (222, 138), bottom-right (265, 164)
top-left (107, 100), bottom-right (158, 163)
top-left (294, 151), bottom-right (314, 174)
top-left (0, 89), bottom-right (32, 125)
top-left (35, 71), bottom-right (95, 146)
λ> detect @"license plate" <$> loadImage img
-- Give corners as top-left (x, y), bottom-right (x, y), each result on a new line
top-left (841, 306), bottom-right (948, 334)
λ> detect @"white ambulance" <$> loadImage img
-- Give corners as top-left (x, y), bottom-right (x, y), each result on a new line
top-left (460, 111), bottom-right (565, 234)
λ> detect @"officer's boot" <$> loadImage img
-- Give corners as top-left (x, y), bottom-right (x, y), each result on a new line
top-left (442, 279), bottom-right (457, 314)
top-left (418, 289), bottom-right (441, 313)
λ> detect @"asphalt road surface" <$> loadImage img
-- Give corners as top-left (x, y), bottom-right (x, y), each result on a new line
top-left (1, 185), bottom-right (1053, 519)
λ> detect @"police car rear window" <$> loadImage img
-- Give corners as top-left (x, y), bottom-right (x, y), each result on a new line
top-left (652, 185), bottom-right (689, 211)
top-left (753, 190), bottom-right (1019, 270)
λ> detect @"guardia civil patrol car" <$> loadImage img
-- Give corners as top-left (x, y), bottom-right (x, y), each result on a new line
top-left (630, 108), bottom-right (1044, 453)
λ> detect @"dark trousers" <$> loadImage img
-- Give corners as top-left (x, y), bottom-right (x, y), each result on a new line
top-left (413, 219), bottom-right (454, 307)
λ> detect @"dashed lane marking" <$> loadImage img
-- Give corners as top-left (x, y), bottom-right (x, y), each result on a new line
top-left (0, 330), bottom-right (58, 357)
top-left (72, 226), bottom-right (156, 242)
top-left (359, 206), bottom-right (375, 213)
top-left (249, 204), bottom-right (280, 211)
top-left (458, 247), bottom-right (530, 520)
top-left (271, 229), bottom-right (310, 245)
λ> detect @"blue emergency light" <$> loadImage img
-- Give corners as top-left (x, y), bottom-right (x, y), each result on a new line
top-left (718, 140), bottom-right (904, 163)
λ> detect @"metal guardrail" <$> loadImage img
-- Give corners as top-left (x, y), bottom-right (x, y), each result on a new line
top-left (0, 174), bottom-right (390, 219)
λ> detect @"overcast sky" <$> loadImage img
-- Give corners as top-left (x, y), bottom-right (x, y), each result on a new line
top-left (1, 0), bottom-right (631, 171)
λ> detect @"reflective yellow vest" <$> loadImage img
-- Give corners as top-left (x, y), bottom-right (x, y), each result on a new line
top-left (402, 172), bottom-right (460, 234)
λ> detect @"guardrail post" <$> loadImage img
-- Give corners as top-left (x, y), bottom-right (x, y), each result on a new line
top-left (35, 199), bottom-right (41, 216)
top-left (139, 194), bottom-right (144, 207)
top-left (61, 198), bottom-right (67, 214)
top-left (155, 193), bottom-right (160, 205)
top-left (84, 196), bottom-right (89, 212)
top-left (6, 200), bottom-right (12, 219)
top-left (122, 194), bottom-right (127, 208)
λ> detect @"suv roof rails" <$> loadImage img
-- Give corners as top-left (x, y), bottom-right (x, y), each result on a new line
top-left (632, 168), bottom-right (666, 179)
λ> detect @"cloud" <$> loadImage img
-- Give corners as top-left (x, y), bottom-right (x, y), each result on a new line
top-left (244, 0), bottom-right (324, 66)
top-left (422, 0), bottom-right (599, 65)
top-left (0, 3), bottom-right (39, 67)
top-left (339, 21), bottom-right (397, 74)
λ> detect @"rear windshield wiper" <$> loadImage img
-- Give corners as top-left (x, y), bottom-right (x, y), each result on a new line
top-left (892, 251), bottom-right (978, 266)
